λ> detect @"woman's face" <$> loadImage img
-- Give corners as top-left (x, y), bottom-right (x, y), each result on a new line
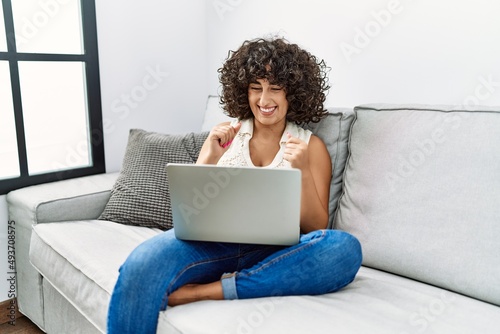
top-left (248, 78), bottom-right (288, 128)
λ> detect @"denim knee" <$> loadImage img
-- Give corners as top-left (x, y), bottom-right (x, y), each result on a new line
top-left (328, 230), bottom-right (362, 288)
top-left (117, 242), bottom-right (154, 289)
top-left (333, 230), bottom-right (362, 263)
top-left (304, 229), bottom-right (362, 293)
top-left (118, 233), bottom-right (177, 286)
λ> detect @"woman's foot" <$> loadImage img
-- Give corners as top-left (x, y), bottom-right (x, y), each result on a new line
top-left (168, 281), bottom-right (224, 306)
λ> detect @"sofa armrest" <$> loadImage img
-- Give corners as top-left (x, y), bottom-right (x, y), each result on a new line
top-left (6, 172), bottom-right (119, 328)
top-left (7, 172), bottom-right (119, 228)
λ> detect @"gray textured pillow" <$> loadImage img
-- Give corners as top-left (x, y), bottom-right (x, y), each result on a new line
top-left (99, 129), bottom-right (208, 230)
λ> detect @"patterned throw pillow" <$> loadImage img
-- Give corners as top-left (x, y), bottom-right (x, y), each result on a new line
top-left (99, 129), bottom-right (209, 230)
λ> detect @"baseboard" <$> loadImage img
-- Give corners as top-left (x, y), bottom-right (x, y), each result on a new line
top-left (0, 298), bottom-right (23, 325)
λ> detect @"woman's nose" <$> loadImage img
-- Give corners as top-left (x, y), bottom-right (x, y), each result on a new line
top-left (259, 90), bottom-right (271, 105)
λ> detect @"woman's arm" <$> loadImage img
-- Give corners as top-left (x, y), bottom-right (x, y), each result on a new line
top-left (284, 134), bottom-right (331, 232)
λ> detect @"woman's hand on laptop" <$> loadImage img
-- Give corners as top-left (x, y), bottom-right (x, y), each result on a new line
top-left (196, 121), bottom-right (241, 164)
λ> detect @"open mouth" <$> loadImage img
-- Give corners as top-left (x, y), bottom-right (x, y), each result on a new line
top-left (259, 106), bottom-right (276, 115)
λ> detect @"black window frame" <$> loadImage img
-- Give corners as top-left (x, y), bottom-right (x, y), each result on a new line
top-left (0, 0), bottom-right (105, 194)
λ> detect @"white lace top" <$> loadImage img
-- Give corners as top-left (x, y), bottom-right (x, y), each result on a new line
top-left (217, 119), bottom-right (312, 168)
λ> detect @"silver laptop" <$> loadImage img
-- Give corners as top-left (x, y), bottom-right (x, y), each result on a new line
top-left (166, 163), bottom-right (301, 246)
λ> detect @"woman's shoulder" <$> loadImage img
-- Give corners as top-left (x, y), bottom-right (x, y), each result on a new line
top-left (308, 134), bottom-right (326, 149)
top-left (308, 134), bottom-right (330, 162)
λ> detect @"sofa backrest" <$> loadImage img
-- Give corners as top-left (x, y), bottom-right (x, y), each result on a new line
top-left (334, 104), bottom-right (500, 306)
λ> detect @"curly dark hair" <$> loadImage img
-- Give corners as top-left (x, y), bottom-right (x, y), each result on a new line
top-left (218, 37), bottom-right (330, 124)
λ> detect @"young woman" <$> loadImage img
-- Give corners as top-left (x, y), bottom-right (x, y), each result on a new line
top-left (107, 37), bottom-right (362, 334)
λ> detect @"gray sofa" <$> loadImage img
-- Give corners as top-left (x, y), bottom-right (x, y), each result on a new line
top-left (7, 103), bottom-right (500, 333)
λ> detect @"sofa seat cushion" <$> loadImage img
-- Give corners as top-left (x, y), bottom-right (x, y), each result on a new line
top-left (30, 220), bottom-right (163, 333)
top-left (160, 266), bottom-right (500, 334)
top-left (30, 220), bottom-right (500, 333)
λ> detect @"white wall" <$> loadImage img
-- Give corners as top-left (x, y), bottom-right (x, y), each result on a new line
top-left (207, 0), bottom-right (500, 108)
top-left (96, 0), bottom-right (208, 172)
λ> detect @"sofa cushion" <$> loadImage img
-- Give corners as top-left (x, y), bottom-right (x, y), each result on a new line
top-left (159, 266), bottom-right (500, 334)
top-left (99, 129), bottom-right (208, 230)
top-left (303, 107), bottom-right (355, 227)
top-left (335, 104), bottom-right (500, 306)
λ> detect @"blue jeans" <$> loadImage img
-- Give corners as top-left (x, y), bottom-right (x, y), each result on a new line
top-left (107, 229), bottom-right (362, 334)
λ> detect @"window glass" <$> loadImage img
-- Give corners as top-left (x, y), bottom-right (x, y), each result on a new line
top-left (18, 61), bottom-right (90, 174)
top-left (0, 4), bottom-right (7, 51)
top-left (0, 61), bottom-right (20, 179)
top-left (11, 0), bottom-right (83, 54)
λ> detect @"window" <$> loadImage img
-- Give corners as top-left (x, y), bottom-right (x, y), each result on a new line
top-left (0, 0), bottom-right (104, 194)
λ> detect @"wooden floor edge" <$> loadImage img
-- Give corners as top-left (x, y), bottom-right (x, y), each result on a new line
top-left (0, 298), bottom-right (23, 326)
